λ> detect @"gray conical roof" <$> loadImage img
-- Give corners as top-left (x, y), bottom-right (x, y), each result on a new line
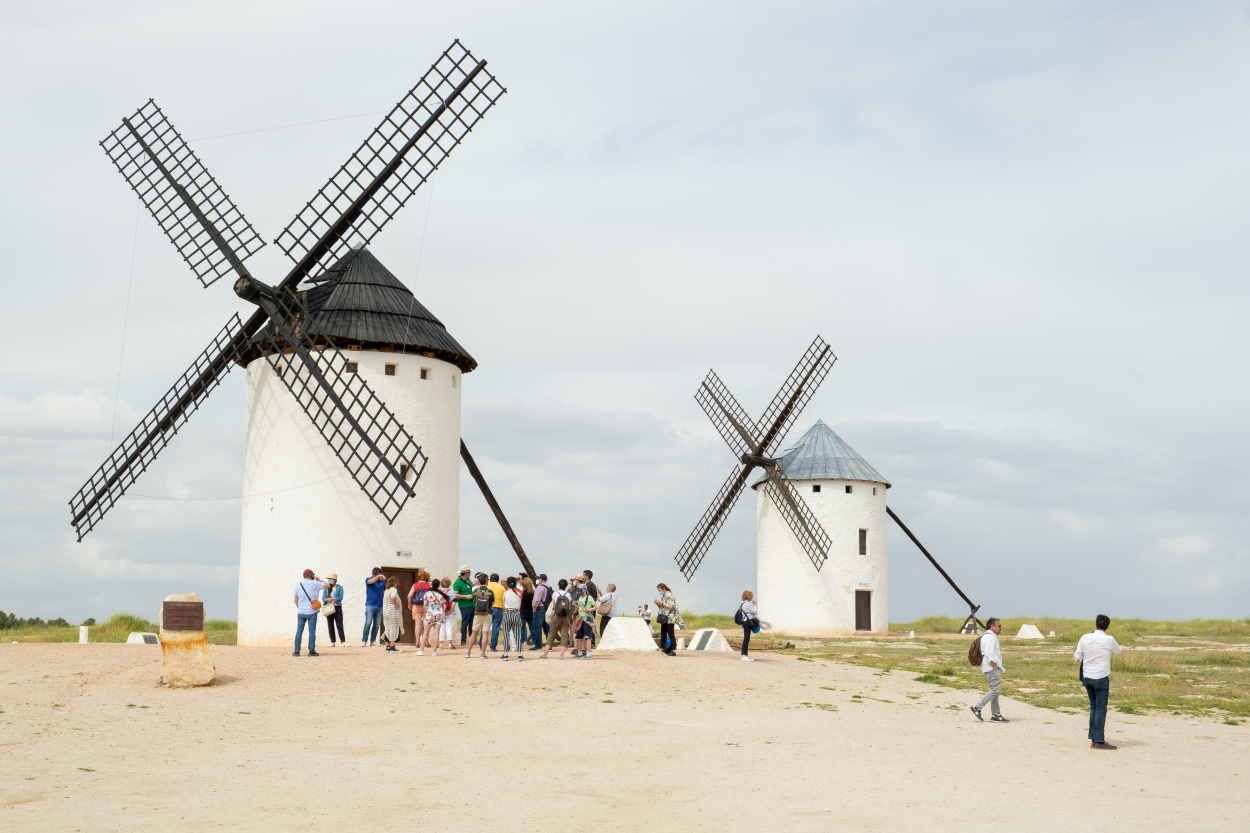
top-left (242, 248), bottom-right (476, 372)
top-left (755, 420), bottom-right (889, 487)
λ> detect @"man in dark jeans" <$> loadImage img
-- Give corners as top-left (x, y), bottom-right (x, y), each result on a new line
top-left (1074, 614), bottom-right (1123, 750)
top-left (531, 573), bottom-right (551, 650)
top-left (452, 566), bottom-right (475, 646)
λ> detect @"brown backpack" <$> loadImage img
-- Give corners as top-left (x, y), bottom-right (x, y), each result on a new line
top-left (967, 635), bottom-right (983, 666)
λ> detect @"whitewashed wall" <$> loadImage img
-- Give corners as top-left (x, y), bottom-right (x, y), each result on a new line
top-left (237, 350), bottom-right (462, 646)
top-left (755, 477), bottom-right (889, 635)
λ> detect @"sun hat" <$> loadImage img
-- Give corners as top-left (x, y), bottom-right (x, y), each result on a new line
top-left (326, 572), bottom-right (338, 581)
top-left (459, 565), bottom-right (471, 573)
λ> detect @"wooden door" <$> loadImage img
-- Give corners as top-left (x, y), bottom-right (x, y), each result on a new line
top-left (385, 568), bottom-right (417, 644)
top-left (855, 590), bottom-right (872, 631)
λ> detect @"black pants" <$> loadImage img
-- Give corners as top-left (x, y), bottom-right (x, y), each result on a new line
top-left (325, 609), bottom-right (345, 643)
top-left (660, 621), bottom-right (676, 654)
top-left (459, 609), bottom-right (474, 645)
top-left (741, 623), bottom-right (752, 656)
top-left (599, 615), bottom-right (611, 637)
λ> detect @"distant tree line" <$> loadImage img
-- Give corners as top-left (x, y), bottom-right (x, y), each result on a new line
top-left (0, 611), bottom-right (94, 629)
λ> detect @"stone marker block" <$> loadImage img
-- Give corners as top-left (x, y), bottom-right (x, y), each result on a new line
top-left (1015, 623), bottom-right (1045, 639)
top-left (158, 593), bottom-right (215, 687)
top-left (127, 632), bottom-right (159, 644)
top-left (78, 626), bottom-right (88, 644)
top-left (686, 627), bottom-right (733, 653)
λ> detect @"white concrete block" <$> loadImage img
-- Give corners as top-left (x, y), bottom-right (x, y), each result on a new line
top-left (126, 632), bottom-right (159, 645)
top-left (597, 617), bottom-right (657, 651)
top-left (1015, 623), bottom-right (1045, 639)
top-left (78, 626), bottom-right (88, 644)
top-left (686, 627), bottom-right (733, 652)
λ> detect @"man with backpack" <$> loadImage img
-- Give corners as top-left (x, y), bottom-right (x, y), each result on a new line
top-left (466, 573), bottom-right (494, 659)
top-left (969, 617), bottom-right (1009, 723)
top-left (542, 578), bottom-right (573, 659)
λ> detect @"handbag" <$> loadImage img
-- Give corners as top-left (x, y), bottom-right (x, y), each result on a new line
top-left (656, 613), bottom-right (670, 625)
top-left (596, 598), bottom-right (612, 616)
top-left (322, 596), bottom-right (337, 617)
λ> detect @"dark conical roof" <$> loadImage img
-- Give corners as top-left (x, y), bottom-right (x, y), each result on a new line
top-left (243, 248), bottom-right (476, 372)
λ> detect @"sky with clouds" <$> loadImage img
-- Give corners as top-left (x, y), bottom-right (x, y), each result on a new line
top-left (2, 0), bottom-right (1247, 625)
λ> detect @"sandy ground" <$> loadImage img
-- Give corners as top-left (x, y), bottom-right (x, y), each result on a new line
top-left (1, 642), bottom-right (1246, 832)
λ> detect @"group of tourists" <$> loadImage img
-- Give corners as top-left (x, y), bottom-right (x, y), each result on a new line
top-left (970, 614), bottom-right (1124, 749)
top-left (295, 566), bottom-right (642, 660)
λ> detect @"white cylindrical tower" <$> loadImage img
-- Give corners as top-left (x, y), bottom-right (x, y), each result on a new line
top-left (236, 249), bottom-right (475, 646)
top-left (754, 421), bottom-right (889, 635)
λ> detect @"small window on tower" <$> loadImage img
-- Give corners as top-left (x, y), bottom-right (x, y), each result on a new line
top-left (873, 487), bottom-right (877, 495)
top-left (812, 484), bottom-right (821, 493)
top-left (858, 528), bottom-right (868, 555)
top-left (420, 368), bottom-right (429, 380)
top-left (845, 485), bottom-right (853, 494)
top-left (399, 462), bottom-right (411, 481)
top-left (385, 363), bottom-right (397, 376)
top-left (346, 361), bottom-right (358, 374)
top-left (452, 375), bottom-right (457, 389)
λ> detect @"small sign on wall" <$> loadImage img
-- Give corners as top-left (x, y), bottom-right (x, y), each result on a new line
top-left (396, 550), bottom-right (413, 559)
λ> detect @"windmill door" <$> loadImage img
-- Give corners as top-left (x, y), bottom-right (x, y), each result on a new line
top-left (855, 590), bottom-right (872, 631)
top-left (385, 567), bottom-right (418, 644)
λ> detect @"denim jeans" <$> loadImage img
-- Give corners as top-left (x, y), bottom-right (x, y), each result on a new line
top-left (459, 608), bottom-right (474, 645)
top-left (294, 612), bottom-right (318, 654)
top-left (519, 615), bottom-right (531, 646)
top-left (489, 607), bottom-right (503, 650)
top-left (531, 608), bottom-right (547, 650)
top-left (1083, 675), bottom-right (1111, 742)
top-left (361, 605), bottom-right (382, 644)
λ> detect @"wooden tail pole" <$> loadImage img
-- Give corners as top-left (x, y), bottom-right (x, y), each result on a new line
top-left (886, 506), bottom-right (985, 631)
top-left (460, 439), bottom-right (537, 580)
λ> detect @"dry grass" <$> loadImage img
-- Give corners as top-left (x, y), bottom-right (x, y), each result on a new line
top-left (2, 614), bottom-right (237, 645)
top-left (690, 615), bottom-right (1250, 722)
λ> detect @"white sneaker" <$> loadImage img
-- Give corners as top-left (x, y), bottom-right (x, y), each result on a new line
top-left (741, 655), bottom-right (754, 662)
top-left (415, 649), bottom-right (423, 656)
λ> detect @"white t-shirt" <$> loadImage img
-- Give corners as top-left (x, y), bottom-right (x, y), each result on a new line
top-left (503, 587), bottom-right (523, 611)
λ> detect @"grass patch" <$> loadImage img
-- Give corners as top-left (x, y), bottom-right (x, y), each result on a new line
top-left (3, 613), bottom-right (237, 645)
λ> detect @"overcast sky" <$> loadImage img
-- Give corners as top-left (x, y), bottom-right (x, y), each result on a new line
top-left (3, 1), bottom-right (1247, 625)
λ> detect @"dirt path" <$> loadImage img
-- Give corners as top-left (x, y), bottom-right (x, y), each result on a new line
top-left (1, 644), bottom-right (1245, 832)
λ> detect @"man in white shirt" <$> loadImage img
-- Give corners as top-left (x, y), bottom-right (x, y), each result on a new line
top-left (292, 568), bottom-right (324, 657)
top-left (1074, 614), bottom-right (1123, 750)
top-left (970, 617), bottom-right (1008, 722)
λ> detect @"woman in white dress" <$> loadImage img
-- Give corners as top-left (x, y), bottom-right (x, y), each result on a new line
top-left (381, 578), bottom-right (404, 652)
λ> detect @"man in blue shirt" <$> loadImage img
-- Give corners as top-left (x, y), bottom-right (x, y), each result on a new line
top-left (361, 567), bottom-right (386, 647)
top-left (293, 569), bottom-right (324, 657)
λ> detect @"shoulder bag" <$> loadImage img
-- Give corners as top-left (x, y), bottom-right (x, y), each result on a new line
top-left (300, 582), bottom-right (322, 611)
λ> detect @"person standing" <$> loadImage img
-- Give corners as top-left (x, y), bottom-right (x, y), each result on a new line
top-left (542, 578), bottom-right (573, 659)
top-left (453, 566), bottom-right (475, 646)
top-left (637, 603), bottom-right (651, 630)
top-left (361, 567), bottom-right (386, 647)
top-left (1075, 614), bottom-right (1123, 750)
top-left (654, 583), bottom-right (678, 656)
top-left (530, 574), bottom-right (551, 650)
top-left (438, 576), bottom-right (458, 651)
top-left (501, 576), bottom-right (525, 661)
top-left (519, 575), bottom-right (535, 649)
top-left (409, 569), bottom-right (432, 655)
top-left (574, 580), bottom-right (597, 658)
top-left (321, 573), bottom-right (345, 647)
top-left (970, 617), bottom-right (1008, 722)
top-left (581, 570), bottom-right (600, 648)
top-left (381, 577), bottom-right (404, 652)
top-left (487, 572), bottom-right (505, 652)
top-left (736, 590), bottom-right (758, 662)
top-left (423, 578), bottom-right (449, 656)
top-left (596, 584), bottom-right (617, 638)
top-left (466, 573), bottom-right (493, 659)
top-left (293, 569), bottom-right (324, 657)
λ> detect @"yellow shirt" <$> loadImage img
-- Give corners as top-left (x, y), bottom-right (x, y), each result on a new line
top-left (488, 582), bottom-right (505, 609)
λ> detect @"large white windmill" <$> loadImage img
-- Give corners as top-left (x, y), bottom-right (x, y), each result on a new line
top-left (67, 40), bottom-right (537, 645)
top-left (675, 336), bottom-right (985, 635)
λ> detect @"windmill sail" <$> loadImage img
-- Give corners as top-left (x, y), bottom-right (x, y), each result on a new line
top-left (100, 100), bottom-right (265, 288)
top-left (69, 314), bottom-right (248, 540)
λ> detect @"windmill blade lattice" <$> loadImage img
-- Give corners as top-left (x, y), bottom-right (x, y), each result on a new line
top-left (761, 468), bottom-right (831, 570)
top-left (754, 335), bottom-right (835, 455)
top-left (274, 39), bottom-right (506, 280)
top-left (259, 316), bottom-right (427, 523)
top-left (100, 100), bottom-right (265, 288)
top-left (69, 314), bottom-right (248, 540)
top-left (695, 370), bottom-right (758, 459)
top-left (675, 462), bottom-right (754, 580)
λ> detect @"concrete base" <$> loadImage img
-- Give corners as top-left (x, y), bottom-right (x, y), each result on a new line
top-left (159, 630), bottom-right (215, 687)
top-left (1015, 624), bottom-right (1045, 639)
top-left (598, 617), bottom-right (657, 651)
top-left (126, 632), bottom-right (159, 645)
top-left (686, 627), bottom-right (733, 653)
